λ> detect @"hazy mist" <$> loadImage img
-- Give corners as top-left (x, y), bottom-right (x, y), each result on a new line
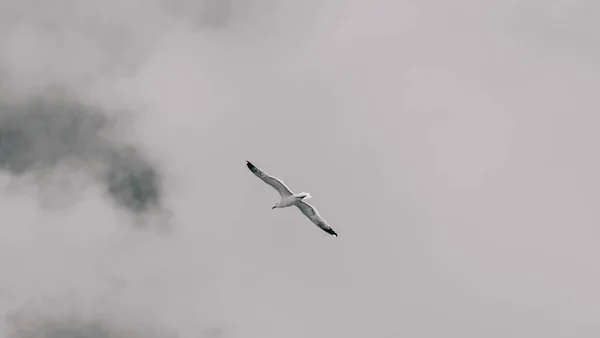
top-left (0, 0), bottom-right (598, 337)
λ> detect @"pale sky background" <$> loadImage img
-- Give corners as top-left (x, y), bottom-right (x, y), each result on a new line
top-left (0, 0), bottom-right (599, 337)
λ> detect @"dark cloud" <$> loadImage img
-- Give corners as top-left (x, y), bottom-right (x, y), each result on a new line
top-left (6, 309), bottom-right (177, 338)
top-left (0, 95), bottom-right (164, 216)
top-left (102, 147), bottom-right (162, 214)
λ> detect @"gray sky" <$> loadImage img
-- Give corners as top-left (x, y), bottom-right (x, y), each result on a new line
top-left (0, 0), bottom-right (599, 337)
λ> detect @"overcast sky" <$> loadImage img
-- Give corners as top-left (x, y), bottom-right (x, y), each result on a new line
top-left (0, 0), bottom-right (599, 337)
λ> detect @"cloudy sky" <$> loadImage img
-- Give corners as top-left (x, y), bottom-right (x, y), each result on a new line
top-left (0, 0), bottom-right (598, 337)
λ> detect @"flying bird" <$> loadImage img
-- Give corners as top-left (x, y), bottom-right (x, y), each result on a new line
top-left (245, 161), bottom-right (338, 237)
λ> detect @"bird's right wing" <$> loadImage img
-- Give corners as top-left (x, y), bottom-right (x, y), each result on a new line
top-left (295, 201), bottom-right (338, 237)
top-left (246, 161), bottom-right (293, 197)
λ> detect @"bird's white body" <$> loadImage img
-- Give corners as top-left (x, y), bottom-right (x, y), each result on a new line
top-left (275, 192), bottom-right (312, 208)
top-left (245, 161), bottom-right (338, 237)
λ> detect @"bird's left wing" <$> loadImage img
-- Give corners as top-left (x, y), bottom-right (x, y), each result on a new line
top-left (295, 201), bottom-right (338, 237)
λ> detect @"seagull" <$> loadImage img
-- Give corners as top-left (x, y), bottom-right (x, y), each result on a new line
top-left (245, 161), bottom-right (338, 237)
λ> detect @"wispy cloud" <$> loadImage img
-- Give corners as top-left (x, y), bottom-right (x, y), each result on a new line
top-left (0, 0), bottom-right (599, 337)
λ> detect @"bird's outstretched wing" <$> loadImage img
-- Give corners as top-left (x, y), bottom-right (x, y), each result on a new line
top-left (246, 161), bottom-right (294, 197)
top-left (295, 201), bottom-right (338, 237)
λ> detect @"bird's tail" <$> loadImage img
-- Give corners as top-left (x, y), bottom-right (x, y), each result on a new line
top-left (298, 192), bottom-right (312, 200)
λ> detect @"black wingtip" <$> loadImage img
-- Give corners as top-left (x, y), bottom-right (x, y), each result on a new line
top-left (246, 161), bottom-right (255, 171)
top-left (325, 228), bottom-right (338, 237)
